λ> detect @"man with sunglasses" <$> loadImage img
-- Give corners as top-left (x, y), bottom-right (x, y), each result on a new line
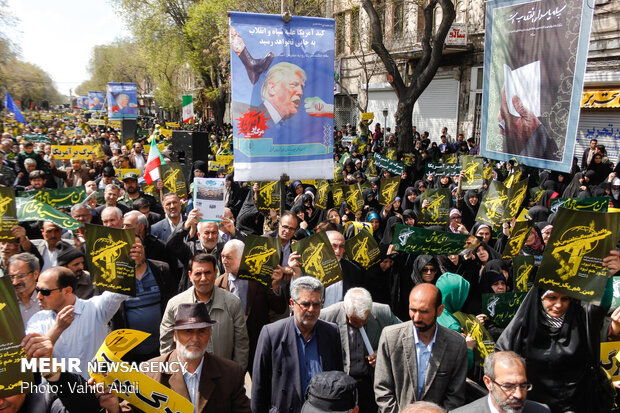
top-left (25, 266), bottom-right (128, 379)
top-left (252, 276), bottom-right (343, 413)
top-left (452, 351), bottom-right (549, 413)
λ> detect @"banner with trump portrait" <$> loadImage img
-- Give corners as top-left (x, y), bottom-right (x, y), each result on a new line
top-left (229, 12), bottom-right (335, 181)
top-left (479, 0), bottom-right (594, 172)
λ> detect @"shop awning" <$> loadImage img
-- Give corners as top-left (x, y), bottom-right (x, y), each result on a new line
top-left (581, 90), bottom-right (620, 108)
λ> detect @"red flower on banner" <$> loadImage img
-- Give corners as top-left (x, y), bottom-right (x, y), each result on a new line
top-left (111, 106), bottom-right (120, 113)
top-left (236, 108), bottom-right (270, 139)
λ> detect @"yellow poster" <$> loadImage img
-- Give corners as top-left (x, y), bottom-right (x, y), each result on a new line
top-left (90, 329), bottom-right (194, 413)
top-left (51, 145), bottom-right (99, 159)
top-left (361, 112), bottom-right (374, 120)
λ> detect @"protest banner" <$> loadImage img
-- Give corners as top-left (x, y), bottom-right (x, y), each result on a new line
top-left (0, 276), bottom-right (34, 398)
top-left (160, 162), bottom-right (187, 198)
top-left (19, 186), bottom-right (86, 209)
top-left (216, 155), bottom-right (234, 165)
top-left (502, 179), bottom-right (528, 222)
top-left (86, 224), bottom-right (135, 296)
top-left (106, 82), bottom-right (138, 119)
top-left (291, 232), bottom-right (342, 287)
top-left (361, 112), bottom-right (374, 120)
top-left (418, 188), bottom-right (451, 226)
top-left (501, 217), bottom-right (534, 259)
top-left (165, 122), bottom-right (180, 128)
top-left (460, 156), bottom-right (484, 189)
top-left (21, 133), bottom-right (49, 143)
top-left (51, 145), bottom-right (101, 160)
top-left (344, 221), bottom-right (373, 236)
top-left (374, 153), bottom-right (404, 175)
top-left (453, 312), bottom-right (495, 366)
top-left (90, 329), bottom-right (194, 413)
top-left (482, 292), bottom-right (528, 328)
top-left (529, 186), bottom-right (545, 203)
top-left (536, 208), bottom-right (620, 303)
top-left (230, 12), bottom-right (334, 181)
top-left (345, 229), bottom-right (381, 270)
top-left (115, 168), bottom-right (141, 179)
top-left (392, 224), bottom-right (480, 256)
top-left (480, 0), bottom-right (595, 172)
top-left (333, 163), bottom-right (344, 182)
top-left (549, 196), bottom-right (609, 214)
top-left (88, 91), bottom-right (105, 111)
top-left (378, 176), bottom-right (400, 205)
top-left (193, 178), bottom-right (225, 221)
top-left (513, 255), bottom-right (535, 292)
top-left (601, 341), bottom-right (620, 380)
top-left (476, 181), bottom-right (508, 229)
top-left (442, 153), bottom-right (459, 164)
top-left (238, 235), bottom-right (281, 287)
top-left (314, 179), bottom-right (330, 210)
top-left (140, 182), bottom-right (160, 202)
top-left (255, 181), bottom-right (281, 215)
top-left (331, 184), bottom-right (344, 206)
top-left (0, 187), bottom-right (18, 241)
top-left (402, 153), bottom-right (415, 167)
top-left (344, 183), bottom-right (364, 213)
top-left (208, 160), bottom-right (233, 174)
top-left (425, 162), bottom-right (462, 177)
top-left (16, 197), bottom-right (81, 230)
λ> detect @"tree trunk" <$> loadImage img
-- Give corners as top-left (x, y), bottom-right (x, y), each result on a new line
top-left (396, 101), bottom-right (414, 153)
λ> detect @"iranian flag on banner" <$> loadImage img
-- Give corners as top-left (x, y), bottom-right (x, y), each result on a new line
top-left (144, 140), bottom-right (166, 184)
top-left (182, 95), bottom-right (194, 124)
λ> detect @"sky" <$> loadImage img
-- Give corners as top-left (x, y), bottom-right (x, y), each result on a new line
top-left (6, 0), bottom-right (127, 97)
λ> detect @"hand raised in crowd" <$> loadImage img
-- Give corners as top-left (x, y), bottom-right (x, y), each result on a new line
top-left (603, 250), bottom-right (620, 276)
top-left (421, 199), bottom-right (430, 209)
top-left (56, 305), bottom-right (75, 331)
top-left (156, 179), bottom-right (164, 191)
top-left (476, 314), bottom-right (487, 324)
top-left (21, 333), bottom-right (53, 360)
top-left (219, 216), bottom-right (236, 236)
top-left (129, 240), bottom-right (146, 265)
top-left (11, 225), bottom-right (27, 241)
top-left (463, 332), bottom-right (476, 350)
top-left (183, 208), bottom-right (203, 231)
top-left (609, 306), bottom-right (620, 340)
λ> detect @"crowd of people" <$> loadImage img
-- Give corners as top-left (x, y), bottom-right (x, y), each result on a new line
top-left (1, 112), bottom-right (620, 413)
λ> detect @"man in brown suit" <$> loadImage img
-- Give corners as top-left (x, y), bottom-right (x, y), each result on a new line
top-left (109, 302), bottom-right (251, 413)
top-left (215, 239), bottom-right (286, 374)
top-left (49, 158), bottom-right (96, 187)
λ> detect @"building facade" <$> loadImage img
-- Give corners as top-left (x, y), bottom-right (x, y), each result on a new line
top-left (334, 0), bottom-right (619, 163)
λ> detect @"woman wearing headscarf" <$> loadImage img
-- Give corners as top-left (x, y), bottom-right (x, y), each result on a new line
top-left (561, 172), bottom-right (584, 198)
top-left (364, 244), bottom-right (400, 306)
top-left (471, 222), bottom-right (494, 247)
top-left (236, 184), bottom-right (265, 235)
top-left (391, 254), bottom-right (442, 321)
top-left (380, 215), bottom-right (404, 248)
top-left (476, 270), bottom-right (508, 341)
top-left (401, 186), bottom-right (418, 211)
top-left (521, 226), bottom-right (545, 258)
top-left (496, 280), bottom-right (615, 412)
top-left (457, 189), bottom-right (480, 231)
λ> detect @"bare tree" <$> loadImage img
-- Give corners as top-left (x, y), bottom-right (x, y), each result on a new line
top-left (361, 0), bottom-right (455, 152)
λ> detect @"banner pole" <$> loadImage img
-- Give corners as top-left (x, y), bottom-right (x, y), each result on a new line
top-left (280, 173), bottom-right (289, 216)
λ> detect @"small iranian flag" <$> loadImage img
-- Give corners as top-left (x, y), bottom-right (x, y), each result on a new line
top-left (182, 95), bottom-right (194, 124)
top-left (144, 140), bottom-right (166, 184)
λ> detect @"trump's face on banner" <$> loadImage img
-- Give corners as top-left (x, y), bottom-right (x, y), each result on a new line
top-left (261, 62), bottom-right (306, 121)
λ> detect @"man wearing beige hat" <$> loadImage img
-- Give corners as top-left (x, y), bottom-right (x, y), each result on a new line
top-left (110, 302), bottom-right (251, 413)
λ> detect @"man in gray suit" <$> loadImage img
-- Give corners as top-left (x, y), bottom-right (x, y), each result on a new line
top-left (374, 283), bottom-right (468, 412)
top-left (320, 287), bottom-right (401, 412)
top-left (451, 351), bottom-right (550, 413)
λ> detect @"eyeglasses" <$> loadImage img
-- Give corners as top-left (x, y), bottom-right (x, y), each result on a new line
top-left (280, 224), bottom-right (297, 232)
top-left (490, 379), bottom-right (532, 393)
top-left (421, 267), bottom-right (436, 273)
top-left (9, 271), bottom-right (33, 280)
top-left (293, 300), bottom-right (322, 311)
top-left (35, 287), bottom-right (62, 296)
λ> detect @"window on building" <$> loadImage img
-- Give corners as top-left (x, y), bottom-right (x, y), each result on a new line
top-left (351, 8), bottom-right (360, 51)
top-left (336, 13), bottom-right (346, 55)
top-left (471, 67), bottom-right (484, 141)
top-left (393, 0), bottom-right (404, 37)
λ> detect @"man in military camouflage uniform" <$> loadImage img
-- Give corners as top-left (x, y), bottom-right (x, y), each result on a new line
top-left (118, 171), bottom-right (163, 214)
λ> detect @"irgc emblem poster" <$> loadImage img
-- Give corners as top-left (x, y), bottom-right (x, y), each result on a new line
top-left (230, 12), bottom-right (335, 181)
top-left (480, 0), bottom-right (594, 172)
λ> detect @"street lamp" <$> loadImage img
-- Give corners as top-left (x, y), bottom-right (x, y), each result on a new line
top-left (382, 108), bottom-right (388, 130)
